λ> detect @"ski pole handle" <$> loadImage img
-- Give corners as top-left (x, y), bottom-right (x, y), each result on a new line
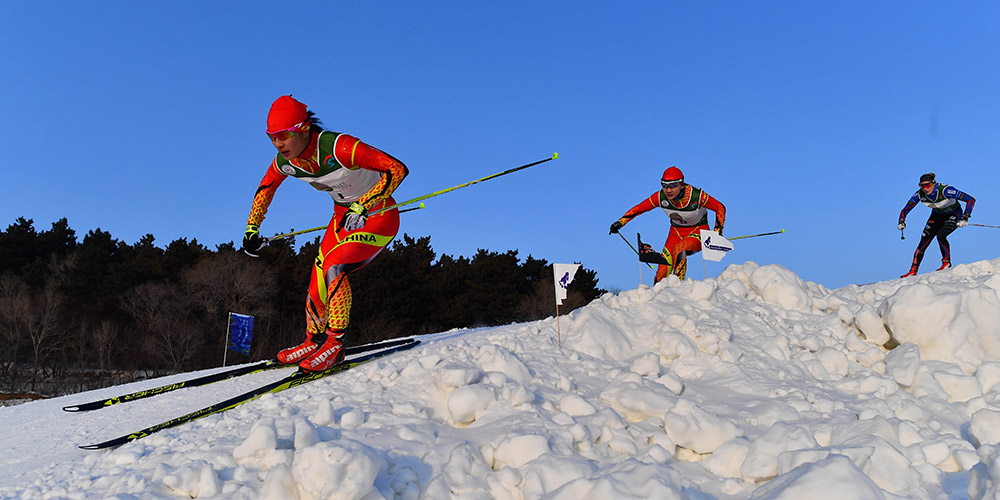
top-left (398, 202), bottom-right (426, 214)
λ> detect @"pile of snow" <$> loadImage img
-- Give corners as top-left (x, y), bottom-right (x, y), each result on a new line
top-left (4, 258), bottom-right (1000, 499)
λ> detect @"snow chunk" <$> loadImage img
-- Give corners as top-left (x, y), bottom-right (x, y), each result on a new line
top-left (565, 307), bottom-right (636, 361)
top-left (881, 283), bottom-right (1000, 371)
top-left (932, 371), bottom-right (982, 402)
top-left (747, 264), bottom-right (813, 312)
top-left (435, 364), bottom-right (480, 388)
top-left (292, 440), bottom-right (383, 500)
top-left (976, 361), bottom-right (1000, 394)
top-left (741, 423), bottom-right (819, 481)
top-left (857, 436), bottom-right (923, 494)
top-left (663, 398), bottom-right (742, 455)
top-left (854, 304), bottom-right (890, 346)
top-left (541, 460), bottom-right (686, 500)
top-left (629, 353), bottom-right (661, 376)
top-left (521, 454), bottom-right (598, 498)
top-left (493, 434), bottom-right (550, 469)
top-left (970, 409), bottom-right (1000, 447)
top-left (656, 330), bottom-right (699, 361)
top-left (293, 418), bottom-right (320, 450)
top-left (161, 460), bottom-right (222, 498)
top-left (885, 343), bottom-right (921, 387)
top-left (260, 463), bottom-right (300, 500)
top-left (447, 384), bottom-right (496, 424)
top-left (558, 393), bottom-right (597, 417)
top-left (748, 455), bottom-right (887, 500)
top-left (600, 373), bottom-right (677, 422)
top-left (970, 444), bottom-right (1000, 500)
top-left (702, 438), bottom-right (751, 478)
top-left (777, 446), bottom-right (874, 475)
top-left (477, 344), bottom-right (533, 383)
top-left (234, 419), bottom-right (291, 467)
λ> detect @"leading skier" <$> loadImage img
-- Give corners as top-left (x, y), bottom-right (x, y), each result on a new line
top-left (242, 96), bottom-right (408, 372)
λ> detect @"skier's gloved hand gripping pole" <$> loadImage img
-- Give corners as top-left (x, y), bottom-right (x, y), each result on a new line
top-left (264, 153), bottom-right (559, 243)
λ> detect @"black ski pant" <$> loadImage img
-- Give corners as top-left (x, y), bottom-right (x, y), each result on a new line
top-left (910, 211), bottom-right (958, 269)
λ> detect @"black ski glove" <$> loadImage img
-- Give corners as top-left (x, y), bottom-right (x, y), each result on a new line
top-left (242, 224), bottom-right (266, 257)
top-left (609, 220), bottom-right (624, 234)
top-left (340, 202), bottom-right (369, 232)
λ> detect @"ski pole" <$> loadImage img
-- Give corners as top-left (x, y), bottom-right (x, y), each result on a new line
top-left (729, 229), bottom-right (786, 241)
top-left (970, 223), bottom-right (1000, 229)
top-left (269, 154), bottom-right (558, 241)
top-left (616, 232), bottom-right (653, 269)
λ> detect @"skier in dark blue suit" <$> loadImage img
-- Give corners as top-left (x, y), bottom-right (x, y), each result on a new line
top-left (898, 172), bottom-right (975, 277)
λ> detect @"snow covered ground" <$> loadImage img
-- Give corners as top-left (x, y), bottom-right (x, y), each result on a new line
top-left (4, 258), bottom-right (1000, 499)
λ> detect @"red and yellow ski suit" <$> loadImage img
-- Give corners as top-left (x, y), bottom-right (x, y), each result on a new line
top-left (615, 185), bottom-right (726, 282)
top-left (247, 130), bottom-right (407, 339)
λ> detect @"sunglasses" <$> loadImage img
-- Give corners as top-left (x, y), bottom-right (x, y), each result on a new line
top-left (919, 182), bottom-right (934, 188)
top-left (266, 121), bottom-right (308, 141)
top-left (661, 180), bottom-right (683, 189)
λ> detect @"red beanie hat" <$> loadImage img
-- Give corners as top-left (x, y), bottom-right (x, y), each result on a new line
top-left (266, 95), bottom-right (309, 133)
top-left (661, 166), bottom-right (684, 182)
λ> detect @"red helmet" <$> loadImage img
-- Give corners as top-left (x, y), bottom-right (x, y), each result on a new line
top-left (267, 95), bottom-right (309, 133)
top-left (661, 166), bottom-right (684, 187)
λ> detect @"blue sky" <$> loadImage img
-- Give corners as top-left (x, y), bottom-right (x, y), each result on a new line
top-left (3, 1), bottom-right (998, 292)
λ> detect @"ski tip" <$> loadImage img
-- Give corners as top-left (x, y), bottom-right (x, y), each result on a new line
top-left (552, 152), bottom-right (559, 159)
top-left (63, 406), bottom-right (82, 412)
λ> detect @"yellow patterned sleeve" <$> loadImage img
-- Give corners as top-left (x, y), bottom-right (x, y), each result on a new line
top-left (246, 162), bottom-right (287, 227)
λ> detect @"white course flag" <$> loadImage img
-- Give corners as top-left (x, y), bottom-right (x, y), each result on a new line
top-left (553, 263), bottom-right (581, 305)
top-left (700, 230), bottom-right (734, 262)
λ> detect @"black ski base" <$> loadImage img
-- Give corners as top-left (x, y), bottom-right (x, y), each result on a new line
top-left (63, 337), bottom-right (416, 412)
top-left (79, 339), bottom-right (420, 450)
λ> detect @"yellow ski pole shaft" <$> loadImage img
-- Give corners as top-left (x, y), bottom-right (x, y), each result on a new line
top-left (268, 154), bottom-right (558, 241)
top-left (729, 229), bottom-right (786, 241)
top-left (371, 153), bottom-right (558, 216)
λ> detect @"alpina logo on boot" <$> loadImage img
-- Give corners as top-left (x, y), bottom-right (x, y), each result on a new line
top-left (305, 344), bottom-right (343, 370)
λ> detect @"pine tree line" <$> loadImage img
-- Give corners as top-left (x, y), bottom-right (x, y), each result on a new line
top-left (0, 217), bottom-right (605, 397)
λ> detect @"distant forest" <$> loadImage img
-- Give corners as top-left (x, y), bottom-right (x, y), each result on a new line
top-left (0, 217), bottom-right (605, 396)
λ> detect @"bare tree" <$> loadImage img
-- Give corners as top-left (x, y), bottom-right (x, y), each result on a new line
top-left (182, 252), bottom-right (277, 317)
top-left (121, 282), bottom-right (199, 371)
top-left (91, 319), bottom-right (119, 372)
top-left (0, 274), bottom-right (26, 392)
top-left (27, 283), bottom-right (65, 390)
top-left (182, 252), bottom-right (278, 360)
top-left (0, 275), bottom-right (67, 392)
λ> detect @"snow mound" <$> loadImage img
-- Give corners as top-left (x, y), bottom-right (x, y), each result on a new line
top-left (4, 258), bottom-right (1000, 499)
